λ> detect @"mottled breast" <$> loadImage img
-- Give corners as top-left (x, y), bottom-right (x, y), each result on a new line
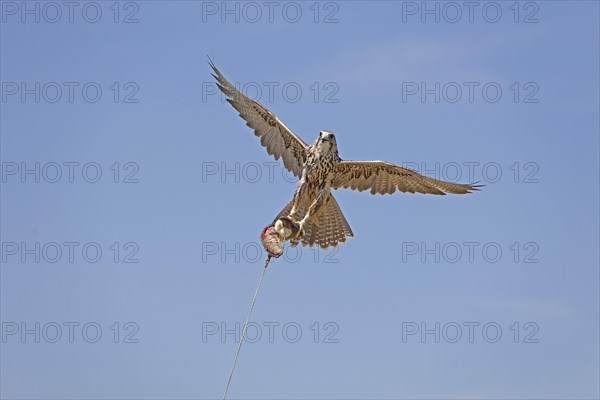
top-left (304, 146), bottom-right (340, 186)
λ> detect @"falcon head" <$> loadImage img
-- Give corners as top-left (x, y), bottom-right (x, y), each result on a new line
top-left (316, 130), bottom-right (337, 155)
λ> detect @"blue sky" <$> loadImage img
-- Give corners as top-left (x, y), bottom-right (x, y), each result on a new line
top-left (1, 1), bottom-right (599, 399)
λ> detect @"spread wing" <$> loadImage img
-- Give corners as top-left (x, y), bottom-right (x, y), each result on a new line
top-left (210, 61), bottom-right (308, 177)
top-left (332, 160), bottom-right (482, 195)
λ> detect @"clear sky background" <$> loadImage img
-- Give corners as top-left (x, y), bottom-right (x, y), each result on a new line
top-left (1, 1), bottom-right (599, 399)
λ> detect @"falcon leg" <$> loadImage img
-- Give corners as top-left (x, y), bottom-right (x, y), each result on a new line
top-left (289, 177), bottom-right (308, 220)
top-left (298, 186), bottom-right (330, 235)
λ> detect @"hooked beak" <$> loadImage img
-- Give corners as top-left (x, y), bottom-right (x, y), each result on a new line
top-left (321, 137), bottom-right (331, 143)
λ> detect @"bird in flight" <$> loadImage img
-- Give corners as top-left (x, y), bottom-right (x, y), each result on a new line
top-left (210, 61), bottom-right (481, 249)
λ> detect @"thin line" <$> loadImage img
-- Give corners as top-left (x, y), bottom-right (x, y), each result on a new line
top-left (223, 255), bottom-right (271, 400)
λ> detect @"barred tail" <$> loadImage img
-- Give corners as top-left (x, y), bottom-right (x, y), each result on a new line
top-left (275, 194), bottom-right (354, 249)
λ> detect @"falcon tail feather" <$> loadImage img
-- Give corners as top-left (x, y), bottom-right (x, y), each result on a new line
top-left (275, 194), bottom-right (353, 249)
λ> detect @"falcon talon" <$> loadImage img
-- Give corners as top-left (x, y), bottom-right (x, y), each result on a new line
top-left (274, 216), bottom-right (302, 241)
top-left (297, 221), bottom-right (306, 238)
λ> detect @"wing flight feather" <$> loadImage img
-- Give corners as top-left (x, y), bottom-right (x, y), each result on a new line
top-left (333, 160), bottom-right (482, 195)
top-left (210, 61), bottom-right (308, 177)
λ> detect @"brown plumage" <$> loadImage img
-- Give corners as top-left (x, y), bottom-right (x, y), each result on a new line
top-left (210, 61), bottom-right (481, 249)
top-left (275, 194), bottom-right (353, 249)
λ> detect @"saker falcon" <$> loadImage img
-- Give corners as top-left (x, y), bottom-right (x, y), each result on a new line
top-left (210, 62), bottom-right (481, 249)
